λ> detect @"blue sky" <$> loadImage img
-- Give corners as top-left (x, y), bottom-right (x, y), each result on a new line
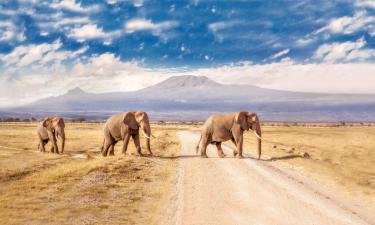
top-left (1, 0), bottom-right (375, 106)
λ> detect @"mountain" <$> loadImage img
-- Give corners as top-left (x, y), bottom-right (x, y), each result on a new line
top-left (2, 75), bottom-right (375, 122)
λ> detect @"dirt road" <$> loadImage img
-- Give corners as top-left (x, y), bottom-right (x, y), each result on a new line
top-left (176, 131), bottom-right (374, 225)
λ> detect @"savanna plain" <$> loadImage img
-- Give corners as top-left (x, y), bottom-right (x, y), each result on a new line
top-left (0, 122), bottom-right (374, 224)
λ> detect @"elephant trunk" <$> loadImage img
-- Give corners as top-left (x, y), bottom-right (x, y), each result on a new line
top-left (57, 127), bottom-right (65, 153)
top-left (255, 122), bottom-right (262, 160)
top-left (48, 130), bottom-right (58, 153)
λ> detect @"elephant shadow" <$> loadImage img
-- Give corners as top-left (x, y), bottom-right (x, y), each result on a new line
top-left (154, 154), bottom-right (303, 161)
top-left (153, 155), bottom-right (201, 159)
top-left (243, 154), bottom-right (304, 161)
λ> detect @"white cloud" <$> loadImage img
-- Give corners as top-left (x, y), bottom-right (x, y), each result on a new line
top-left (67, 24), bottom-right (121, 42)
top-left (312, 37), bottom-right (375, 63)
top-left (208, 20), bottom-right (243, 41)
top-left (194, 61), bottom-right (375, 94)
top-left (134, 0), bottom-right (143, 7)
top-left (50, 0), bottom-right (100, 13)
top-left (0, 40), bottom-right (87, 67)
top-left (125, 19), bottom-right (178, 35)
top-left (269, 49), bottom-right (290, 60)
top-left (355, 0), bottom-right (375, 9)
top-left (106, 0), bottom-right (117, 4)
top-left (0, 21), bottom-right (25, 42)
top-left (0, 53), bottom-right (171, 106)
top-left (68, 24), bottom-right (106, 42)
top-left (2, 54), bottom-right (375, 106)
top-left (314, 11), bottom-right (375, 35)
top-left (38, 17), bottom-right (90, 29)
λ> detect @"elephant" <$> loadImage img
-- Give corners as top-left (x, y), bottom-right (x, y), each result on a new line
top-left (37, 116), bottom-right (65, 154)
top-left (196, 112), bottom-right (262, 159)
top-left (100, 111), bottom-right (152, 157)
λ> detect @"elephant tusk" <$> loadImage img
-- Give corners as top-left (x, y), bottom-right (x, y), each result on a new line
top-left (142, 130), bottom-right (151, 139)
top-left (151, 134), bottom-right (156, 138)
top-left (253, 131), bottom-right (262, 140)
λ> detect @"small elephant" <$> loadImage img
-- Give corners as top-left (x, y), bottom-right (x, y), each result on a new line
top-left (196, 112), bottom-right (262, 159)
top-left (100, 111), bottom-right (152, 157)
top-left (37, 116), bottom-right (65, 154)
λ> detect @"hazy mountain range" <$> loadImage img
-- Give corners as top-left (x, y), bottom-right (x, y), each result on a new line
top-left (1, 75), bottom-right (375, 122)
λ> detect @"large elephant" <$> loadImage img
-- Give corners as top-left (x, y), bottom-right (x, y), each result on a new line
top-left (196, 112), bottom-right (262, 159)
top-left (100, 111), bottom-right (152, 157)
top-left (37, 116), bottom-right (65, 154)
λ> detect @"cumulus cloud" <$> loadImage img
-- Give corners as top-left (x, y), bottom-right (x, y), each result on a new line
top-left (0, 53), bottom-right (172, 106)
top-left (355, 0), bottom-right (375, 9)
top-left (133, 0), bottom-right (143, 7)
top-left (0, 40), bottom-right (87, 67)
top-left (67, 24), bottom-right (121, 42)
top-left (194, 61), bottom-right (375, 94)
top-left (2, 52), bottom-right (375, 106)
top-left (0, 21), bottom-right (25, 42)
top-left (50, 0), bottom-right (101, 13)
top-left (125, 19), bottom-right (178, 35)
top-left (312, 37), bottom-right (375, 63)
top-left (314, 11), bottom-right (375, 35)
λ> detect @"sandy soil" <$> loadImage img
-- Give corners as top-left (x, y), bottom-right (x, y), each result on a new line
top-left (177, 131), bottom-right (375, 225)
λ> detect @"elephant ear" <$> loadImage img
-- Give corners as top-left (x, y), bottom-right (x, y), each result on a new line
top-left (248, 112), bottom-right (257, 123)
top-left (42, 117), bottom-right (54, 132)
top-left (134, 111), bottom-right (145, 123)
top-left (52, 117), bottom-right (65, 129)
top-left (235, 112), bottom-right (249, 130)
top-left (123, 113), bottom-right (139, 130)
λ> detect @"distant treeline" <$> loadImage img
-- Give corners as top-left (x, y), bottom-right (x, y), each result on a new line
top-left (0, 117), bottom-right (374, 127)
top-left (0, 117), bottom-right (88, 123)
top-left (0, 117), bottom-right (38, 122)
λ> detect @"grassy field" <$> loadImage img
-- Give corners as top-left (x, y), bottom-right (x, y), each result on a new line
top-left (0, 122), bottom-right (181, 225)
top-left (241, 125), bottom-right (375, 203)
top-left (0, 123), bottom-right (374, 224)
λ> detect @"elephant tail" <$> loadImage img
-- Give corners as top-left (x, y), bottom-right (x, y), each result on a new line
top-left (195, 135), bottom-right (202, 155)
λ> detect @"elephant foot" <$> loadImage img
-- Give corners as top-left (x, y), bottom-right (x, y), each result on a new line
top-left (218, 153), bottom-right (225, 158)
top-left (236, 154), bottom-right (244, 159)
top-left (200, 153), bottom-right (208, 158)
top-left (233, 150), bottom-right (238, 157)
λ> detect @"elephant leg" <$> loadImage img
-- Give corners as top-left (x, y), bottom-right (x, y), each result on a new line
top-left (102, 128), bottom-right (114, 157)
top-left (53, 143), bottom-right (59, 154)
top-left (102, 140), bottom-right (112, 157)
top-left (215, 142), bottom-right (225, 158)
top-left (200, 135), bottom-right (209, 158)
top-left (122, 134), bottom-right (131, 155)
top-left (38, 141), bottom-right (44, 152)
top-left (236, 137), bottom-right (244, 158)
top-left (132, 134), bottom-right (143, 156)
top-left (38, 134), bottom-right (46, 152)
top-left (231, 137), bottom-right (238, 156)
top-left (109, 141), bottom-right (117, 156)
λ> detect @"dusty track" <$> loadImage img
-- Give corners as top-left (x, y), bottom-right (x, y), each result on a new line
top-left (176, 131), bottom-right (374, 225)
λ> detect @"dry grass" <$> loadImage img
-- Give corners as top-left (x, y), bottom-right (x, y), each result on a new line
top-left (241, 125), bottom-right (375, 203)
top-left (0, 123), bottom-right (181, 225)
top-left (1, 122), bottom-right (374, 224)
